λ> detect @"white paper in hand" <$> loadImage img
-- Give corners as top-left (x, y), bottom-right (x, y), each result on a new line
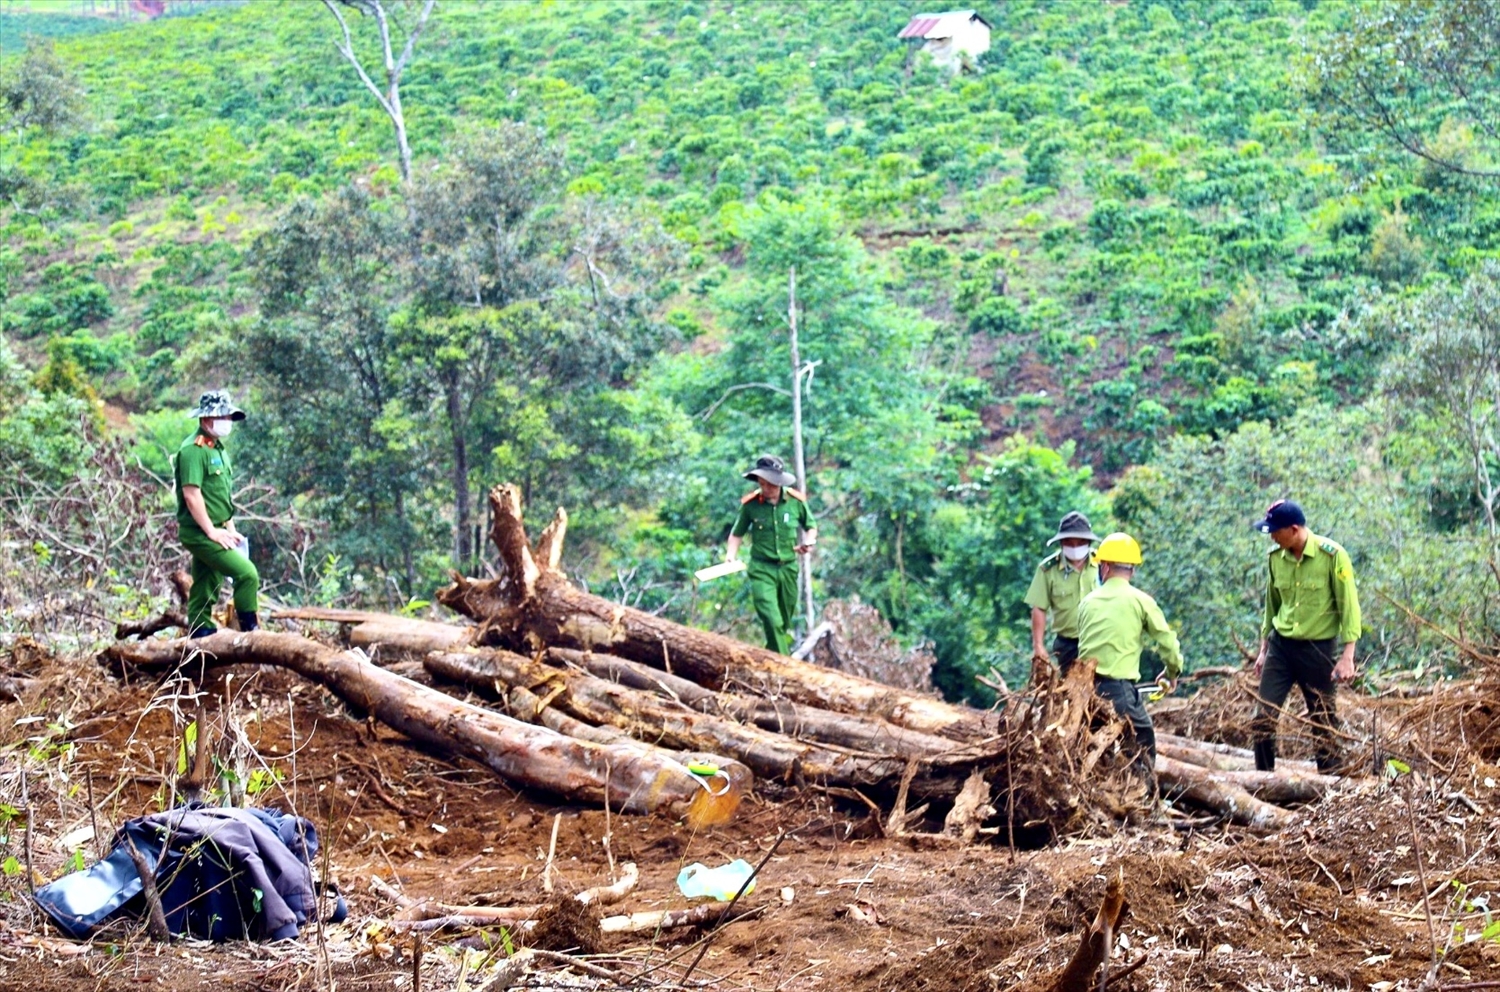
top-left (694, 559), bottom-right (747, 583)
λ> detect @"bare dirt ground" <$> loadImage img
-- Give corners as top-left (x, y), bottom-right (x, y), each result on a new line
top-left (1, 641), bottom-right (1498, 992)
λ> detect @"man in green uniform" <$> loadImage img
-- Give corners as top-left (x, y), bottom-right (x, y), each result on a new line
top-left (175, 390), bottom-right (259, 638)
top-left (725, 454), bottom-right (816, 655)
top-left (1024, 511), bottom-right (1100, 676)
top-left (1251, 499), bottom-right (1361, 773)
top-left (1076, 532), bottom-right (1182, 774)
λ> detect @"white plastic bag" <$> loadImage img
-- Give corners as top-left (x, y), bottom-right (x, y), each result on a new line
top-left (676, 859), bottom-right (756, 901)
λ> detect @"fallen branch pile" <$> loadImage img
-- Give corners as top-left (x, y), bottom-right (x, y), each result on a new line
top-left (103, 484), bottom-right (1351, 837)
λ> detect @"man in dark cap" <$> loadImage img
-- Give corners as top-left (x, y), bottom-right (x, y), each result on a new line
top-left (725, 455), bottom-right (817, 654)
top-left (174, 390), bottom-right (259, 637)
top-left (1024, 511), bottom-right (1100, 676)
top-left (1251, 499), bottom-right (1361, 773)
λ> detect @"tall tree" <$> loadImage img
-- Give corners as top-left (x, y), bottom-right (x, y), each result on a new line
top-left (0, 40), bottom-right (84, 138)
top-left (1306, 0), bottom-right (1500, 177)
top-left (1380, 262), bottom-right (1500, 589)
top-left (321, 0), bottom-right (436, 184)
top-left (247, 126), bottom-right (678, 583)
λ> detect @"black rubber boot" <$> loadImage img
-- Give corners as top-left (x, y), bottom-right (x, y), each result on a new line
top-left (1253, 740), bottom-right (1276, 773)
top-left (189, 627), bottom-right (216, 639)
top-left (236, 610), bottom-right (260, 632)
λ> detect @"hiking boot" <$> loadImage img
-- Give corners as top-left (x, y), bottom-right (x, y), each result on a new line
top-left (189, 626), bottom-right (216, 639)
top-left (236, 610), bottom-right (260, 633)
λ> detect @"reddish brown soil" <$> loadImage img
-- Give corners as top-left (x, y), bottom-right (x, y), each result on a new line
top-left (2, 654), bottom-right (1498, 991)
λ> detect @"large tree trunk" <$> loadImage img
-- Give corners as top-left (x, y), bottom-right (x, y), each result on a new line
top-left (101, 631), bottom-right (747, 819)
top-left (438, 485), bottom-right (989, 741)
top-left (426, 648), bottom-right (975, 797)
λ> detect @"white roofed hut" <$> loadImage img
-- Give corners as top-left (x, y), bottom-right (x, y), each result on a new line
top-left (898, 9), bottom-right (992, 72)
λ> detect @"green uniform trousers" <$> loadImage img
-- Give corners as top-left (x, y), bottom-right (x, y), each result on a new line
top-left (748, 557), bottom-right (798, 655)
top-left (181, 528), bottom-right (259, 632)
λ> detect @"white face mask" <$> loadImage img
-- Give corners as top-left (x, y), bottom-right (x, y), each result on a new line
top-left (1062, 544), bottom-right (1092, 562)
top-left (208, 418), bottom-right (234, 438)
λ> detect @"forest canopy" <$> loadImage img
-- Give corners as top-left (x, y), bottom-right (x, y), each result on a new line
top-left (2, 0), bottom-right (1497, 699)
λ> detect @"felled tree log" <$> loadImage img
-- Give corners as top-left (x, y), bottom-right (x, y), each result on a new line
top-left (438, 485), bottom-right (988, 741)
top-left (101, 631), bottom-right (748, 820)
top-left (1157, 733), bottom-right (1319, 775)
top-left (426, 648), bottom-right (968, 795)
top-left (550, 648), bottom-right (978, 762)
top-left (1154, 755), bottom-right (1293, 830)
top-left (268, 608), bottom-right (474, 663)
top-left (1157, 755), bottom-right (1335, 805)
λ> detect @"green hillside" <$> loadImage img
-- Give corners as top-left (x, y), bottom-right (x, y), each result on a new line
top-left (2, 0), bottom-right (1496, 698)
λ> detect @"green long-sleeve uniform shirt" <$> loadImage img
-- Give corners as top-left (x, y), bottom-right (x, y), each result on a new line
top-left (1023, 553), bottom-right (1100, 638)
top-left (1260, 533), bottom-right (1361, 643)
top-left (1076, 576), bottom-right (1183, 682)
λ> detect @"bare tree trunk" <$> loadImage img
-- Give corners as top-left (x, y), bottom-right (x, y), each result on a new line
top-left (320, 0), bottom-right (436, 185)
top-left (788, 266), bottom-right (815, 634)
top-left (448, 381), bottom-right (471, 571)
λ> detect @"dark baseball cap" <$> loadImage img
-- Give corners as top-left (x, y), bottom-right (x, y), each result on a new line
top-left (1253, 499), bottom-right (1306, 534)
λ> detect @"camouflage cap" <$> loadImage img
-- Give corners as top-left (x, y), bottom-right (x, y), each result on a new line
top-left (189, 390), bottom-right (246, 421)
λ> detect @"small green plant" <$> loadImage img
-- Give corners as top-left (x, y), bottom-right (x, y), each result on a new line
top-left (1, 857), bottom-right (20, 878)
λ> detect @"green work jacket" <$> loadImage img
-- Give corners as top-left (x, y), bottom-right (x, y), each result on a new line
top-left (1023, 553), bottom-right (1100, 639)
top-left (732, 488), bottom-right (815, 564)
top-left (1261, 533), bottom-right (1361, 643)
top-left (175, 429), bottom-right (235, 532)
top-left (1076, 577), bottom-right (1183, 682)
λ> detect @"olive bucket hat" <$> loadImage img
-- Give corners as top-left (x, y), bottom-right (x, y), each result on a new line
top-left (1046, 511), bottom-right (1099, 545)
top-left (189, 390), bottom-right (246, 421)
top-left (743, 454), bottom-right (796, 487)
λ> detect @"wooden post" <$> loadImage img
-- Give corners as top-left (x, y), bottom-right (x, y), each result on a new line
top-left (788, 267), bottom-right (816, 637)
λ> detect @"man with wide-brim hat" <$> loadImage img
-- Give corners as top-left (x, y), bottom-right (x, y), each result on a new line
top-left (1024, 511), bottom-right (1101, 676)
top-left (174, 390), bottom-right (259, 637)
top-left (724, 455), bottom-right (817, 654)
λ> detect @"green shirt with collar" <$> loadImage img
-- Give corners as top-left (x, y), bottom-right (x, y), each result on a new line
top-left (1023, 552), bottom-right (1099, 638)
top-left (174, 429), bottom-right (235, 532)
top-left (731, 488), bottom-right (815, 564)
top-left (1076, 576), bottom-right (1183, 682)
top-left (1261, 532), bottom-right (1361, 643)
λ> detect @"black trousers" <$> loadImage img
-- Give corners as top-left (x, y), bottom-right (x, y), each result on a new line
top-left (1094, 676), bottom-right (1157, 768)
top-left (1252, 632), bottom-right (1341, 773)
top-left (1054, 636), bottom-right (1080, 676)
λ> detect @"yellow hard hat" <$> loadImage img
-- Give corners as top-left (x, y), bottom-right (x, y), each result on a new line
top-left (1093, 532), bottom-right (1143, 565)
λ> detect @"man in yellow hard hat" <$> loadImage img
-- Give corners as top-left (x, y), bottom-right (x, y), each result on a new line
top-left (1076, 532), bottom-right (1182, 775)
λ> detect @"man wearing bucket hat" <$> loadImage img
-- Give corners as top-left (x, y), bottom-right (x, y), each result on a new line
top-left (1024, 511), bottom-right (1101, 676)
top-left (1076, 532), bottom-right (1182, 776)
top-left (725, 455), bottom-right (817, 654)
top-left (1250, 499), bottom-right (1361, 774)
top-left (174, 390), bottom-right (259, 638)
